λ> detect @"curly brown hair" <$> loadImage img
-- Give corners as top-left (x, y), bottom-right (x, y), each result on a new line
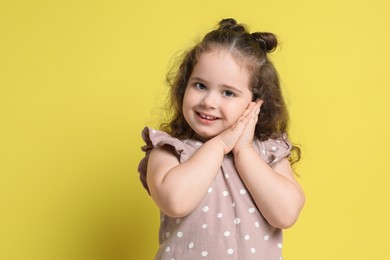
top-left (161, 18), bottom-right (300, 163)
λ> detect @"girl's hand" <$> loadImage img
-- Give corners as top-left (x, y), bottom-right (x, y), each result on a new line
top-left (233, 99), bottom-right (263, 155)
top-left (217, 101), bottom-right (259, 154)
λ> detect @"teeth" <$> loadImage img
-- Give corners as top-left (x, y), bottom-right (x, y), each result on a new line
top-left (200, 113), bottom-right (216, 120)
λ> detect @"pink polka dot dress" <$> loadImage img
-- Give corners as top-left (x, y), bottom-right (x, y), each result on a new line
top-left (138, 127), bottom-right (292, 260)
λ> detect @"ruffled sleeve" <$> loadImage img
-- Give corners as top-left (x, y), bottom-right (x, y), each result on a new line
top-left (253, 133), bottom-right (292, 166)
top-left (137, 127), bottom-right (186, 194)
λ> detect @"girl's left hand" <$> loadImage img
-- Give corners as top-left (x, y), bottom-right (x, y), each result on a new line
top-left (233, 99), bottom-right (263, 155)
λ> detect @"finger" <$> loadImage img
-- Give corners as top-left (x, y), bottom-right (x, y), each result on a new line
top-left (232, 101), bottom-right (259, 130)
top-left (250, 109), bottom-right (260, 126)
top-left (248, 101), bottom-right (260, 119)
top-left (232, 112), bottom-right (250, 130)
top-left (241, 102), bottom-right (255, 118)
top-left (246, 102), bottom-right (260, 121)
top-left (252, 99), bottom-right (263, 120)
top-left (255, 99), bottom-right (263, 111)
top-left (246, 100), bottom-right (261, 126)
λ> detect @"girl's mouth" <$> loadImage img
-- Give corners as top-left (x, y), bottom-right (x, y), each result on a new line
top-left (197, 112), bottom-right (219, 121)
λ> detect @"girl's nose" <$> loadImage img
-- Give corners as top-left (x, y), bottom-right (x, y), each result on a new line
top-left (201, 92), bottom-right (218, 108)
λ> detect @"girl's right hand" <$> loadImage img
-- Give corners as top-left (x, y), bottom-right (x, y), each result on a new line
top-left (217, 102), bottom-right (257, 154)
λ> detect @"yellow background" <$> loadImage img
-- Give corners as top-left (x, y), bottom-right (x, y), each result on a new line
top-left (1, 0), bottom-right (389, 259)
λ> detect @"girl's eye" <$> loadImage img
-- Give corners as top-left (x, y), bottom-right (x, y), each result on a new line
top-left (195, 83), bottom-right (206, 90)
top-left (223, 90), bottom-right (235, 97)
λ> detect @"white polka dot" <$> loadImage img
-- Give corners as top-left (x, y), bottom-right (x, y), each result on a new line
top-left (227, 248), bottom-right (234, 255)
top-left (202, 224), bottom-right (208, 229)
top-left (202, 206), bottom-right (209, 212)
top-left (176, 218), bottom-right (181, 224)
top-left (224, 173), bottom-right (229, 179)
top-left (161, 216), bottom-right (165, 222)
top-left (196, 141), bottom-right (202, 146)
top-left (255, 222), bottom-right (260, 228)
top-left (222, 191), bottom-right (229, 197)
top-left (177, 231), bottom-right (183, 238)
top-left (165, 246), bottom-right (170, 252)
top-left (201, 251), bottom-right (208, 257)
top-left (271, 146), bottom-right (277, 151)
top-left (152, 130), bottom-right (156, 134)
top-left (208, 187), bottom-right (213, 193)
top-left (264, 235), bottom-right (270, 241)
top-left (262, 149), bottom-right (266, 154)
top-left (279, 257), bottom-right (283, 260)
top-left (244, 235), bottom-right (250, 240)
top-left (277, 243), bottom-right (282, 249)
top-left (251, 248), bottom-right (256, 253)
top-left (240, 189), bottom-right (247, 195)
top-left (165, 232), bottom-right (170, 238)
top-left (188, 242), bottom-right (194, 249)
top-left (234, 218), bottom-right (241, 224)
top-left (224, 231), bottom-right (231, 237)
top-left (217, 213), bottom-right (223, 218)
top-left (231, 202), bottom-right (236, 208)
top-left (248, 207), bottom-right (256, 213)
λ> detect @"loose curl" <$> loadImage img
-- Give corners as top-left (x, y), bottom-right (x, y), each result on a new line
top-left (161, 18), bottom-right (300, 163)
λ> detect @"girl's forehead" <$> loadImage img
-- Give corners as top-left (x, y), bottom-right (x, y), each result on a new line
top-left (202, 46), bottom-right (253, 70)
top-left (198, 48), bottom-right (249, 70)
top-left (196, 50), bottom-right (245, 74)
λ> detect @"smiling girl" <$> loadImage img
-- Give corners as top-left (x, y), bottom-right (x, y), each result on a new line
top-left (138, 18), bottom-right (305, 259)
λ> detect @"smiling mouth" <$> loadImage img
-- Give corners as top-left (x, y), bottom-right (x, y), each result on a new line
top-left (197, 112), bottom-right (219, 121)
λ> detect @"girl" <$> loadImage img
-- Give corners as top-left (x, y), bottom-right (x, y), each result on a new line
top-left (138, 18), bottom-right (305, 259)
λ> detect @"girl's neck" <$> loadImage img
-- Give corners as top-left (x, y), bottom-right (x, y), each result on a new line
top-left (191, 133), bottom-right (209, 143)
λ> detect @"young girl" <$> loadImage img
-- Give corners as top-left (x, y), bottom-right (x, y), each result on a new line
top-left (138, 18), bottom-right (305, 259)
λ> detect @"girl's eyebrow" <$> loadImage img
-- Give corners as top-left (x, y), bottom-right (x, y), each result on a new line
top-left (190, 76), bottom-right (243, 94)
top-left (190, 76), bottom-right (207, 83)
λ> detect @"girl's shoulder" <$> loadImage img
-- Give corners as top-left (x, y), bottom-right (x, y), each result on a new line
top-left (140, 127), bottom-right (202, 156)
top-left (253, 134), bottom-right (292, 166)
top-left (138, 127), bottom-right (200, 193)
top-left (142, 127), bottom-right (203, 155)
top-left (140, 127), bottom-right (182, 152)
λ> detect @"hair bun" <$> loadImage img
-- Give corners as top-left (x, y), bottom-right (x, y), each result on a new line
top-left (251, 32), bottom-right (278, 53)
top-left (219, 18), bottom-right (246, 33)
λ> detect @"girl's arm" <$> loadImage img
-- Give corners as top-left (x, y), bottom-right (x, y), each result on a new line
top-left (146, 103), bottom-right (256, 218)
top-left (147, 137), bottom-right (225, 218)
top-left (233, 100), bottom-right (305, 229)
top-left (234, 151), bottom-right (305, 229)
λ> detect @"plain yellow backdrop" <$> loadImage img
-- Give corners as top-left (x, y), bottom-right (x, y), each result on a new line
top-left (1, 0), bottom-right (389, 259)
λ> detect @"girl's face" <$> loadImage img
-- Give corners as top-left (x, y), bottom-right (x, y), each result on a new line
top-left (183, 49), bottom-right (253, 140)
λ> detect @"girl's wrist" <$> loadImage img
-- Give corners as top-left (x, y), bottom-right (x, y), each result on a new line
top-left (215, 136), bottom-right (232, 155)
top-left (233, 144), bottom-right (255, 157)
